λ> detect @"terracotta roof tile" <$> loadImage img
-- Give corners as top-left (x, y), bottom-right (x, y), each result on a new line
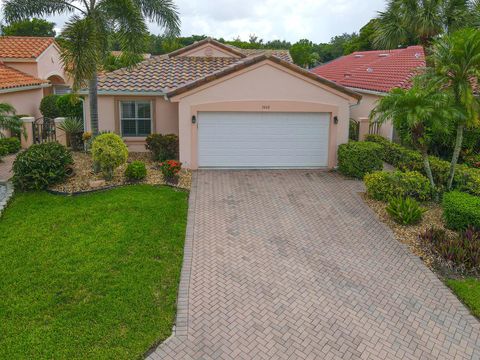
top-left (0, 63), bottom-right (49, 90)
top-left (0, 36), bottom-right (56, 59)
top-left (227, 46), bottom-right (293, 62)
top-left (311, 46), bottom-right (425, 93)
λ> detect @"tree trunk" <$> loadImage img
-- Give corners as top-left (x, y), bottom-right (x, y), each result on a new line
top-left (421, 149), bottom-right (438, 202)
top-left (447, 124), bottom-right (464, 190)
top-left (89, 72), bottom-right (99, 134)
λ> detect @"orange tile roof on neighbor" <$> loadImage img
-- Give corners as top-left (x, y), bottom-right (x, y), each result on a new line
top-left (0, 63), bottom-right (48, 91)
top-left (0, 36), bottom-right (56, 59)
top-left (311, 46), bottom-right (425, 93)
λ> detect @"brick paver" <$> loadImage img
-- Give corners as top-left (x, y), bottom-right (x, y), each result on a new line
top-left (149, 170), bottom-right (480, 359)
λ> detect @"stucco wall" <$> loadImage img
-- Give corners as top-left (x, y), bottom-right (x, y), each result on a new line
top-left (0, 88), bottom-right (44, 118)
top-left (37, 44), bottom-right (72, 86)
top-left (177, 44), bottom-right (239, 58)
top-left (5, 62), bottom-right (38, 77)
top-left (171, 60), bottom-right (357, 169)
top-left (84, 95), bottom-right (179, 152)
top-left (350, 91), bottom-right (393, 140)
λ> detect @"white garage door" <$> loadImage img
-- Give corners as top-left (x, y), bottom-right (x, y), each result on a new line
top-left (198, 112), bottom-right (330, 168)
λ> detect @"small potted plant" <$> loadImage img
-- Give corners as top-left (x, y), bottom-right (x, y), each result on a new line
top-left (159, 160), bottom-right (182, 185)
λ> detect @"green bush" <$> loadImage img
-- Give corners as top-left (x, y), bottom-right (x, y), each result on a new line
top-left (364, 170), bottom-right (432, 202)
top-left (0, 144), bottom-right (8, 159)
top-left (91, 133), bottom-right (128, 180)
top-left (12, 142), bottom-right (73, 191)
top-left (337, 142), bottom-right (383, 179)
top-left (419, 226), bottom-right (480, 271)
top-left (145, 134), bottom-right (179, 161)
top-left (39, 94), bottom-right (61, 119)
top-left (464, 153), bottom-right (480, 168)
top-left (125, 161), bottom-right (147, 181)
top-left (443, 191), bottom-right (480, 230)
top-left (0, 137), bottom-right (21, 154)
top-left (386, 197), bottom-right (425, 225)
top-left (57, 94), bottom-right (83, 119)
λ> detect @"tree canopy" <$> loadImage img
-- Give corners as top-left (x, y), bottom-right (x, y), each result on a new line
top-left (1, 18), bottom-right (56, 37)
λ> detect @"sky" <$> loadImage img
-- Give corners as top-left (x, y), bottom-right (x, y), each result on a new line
top-left (0, 0), bottom-right (386, 43)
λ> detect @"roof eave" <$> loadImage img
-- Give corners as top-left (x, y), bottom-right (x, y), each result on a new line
top-left (0, 83), bottom-right (50, 94)
top-left (79, 89), bottom-right (166, 96)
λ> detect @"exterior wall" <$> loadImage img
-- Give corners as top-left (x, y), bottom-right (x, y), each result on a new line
top-left (37, 44), bottom-right (72, 86)
top-left (172, 61), bottom-right (357, 169)
top-left (0, 88), bottom-right (44, 118)
top-left (177, 44), bottom-right (239, 58)
top-left (5, 61), bottom-right (38, 77)
top-left (84, 95), bottom-right (178, 152)
top-left (350, 91), bottom-right (394, 140)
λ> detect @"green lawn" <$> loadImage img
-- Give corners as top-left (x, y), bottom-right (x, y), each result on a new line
top-left (446, 278), bottom-right (480, 318)
top-left (0, 185), bottom-right (188, 359)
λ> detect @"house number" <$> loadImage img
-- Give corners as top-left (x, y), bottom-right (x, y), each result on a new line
top-left (262, 105), bottom-right (270, 110)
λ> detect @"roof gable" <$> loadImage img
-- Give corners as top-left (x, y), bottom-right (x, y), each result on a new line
top-left (168, 38), bottom-right (246, 58)
top-left (0, 36), bottom-right (56, 60)
top-left (311, 46), bottom-right (425, 93)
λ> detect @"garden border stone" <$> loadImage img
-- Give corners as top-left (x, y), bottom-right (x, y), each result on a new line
top-left (0, 181), bottom-right (14, 217)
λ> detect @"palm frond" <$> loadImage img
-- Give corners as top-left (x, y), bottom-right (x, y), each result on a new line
top-left (3, 0), bottom-right (82, 22)
top-left (133, 0), bottom-right (180, 36)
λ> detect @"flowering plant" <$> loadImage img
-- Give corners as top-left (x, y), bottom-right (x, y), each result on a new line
top-left (159, 160), bottom-right (182, 182)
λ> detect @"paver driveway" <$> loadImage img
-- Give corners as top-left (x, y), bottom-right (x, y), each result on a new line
top-left (149, 170), bottom-right (480, 359)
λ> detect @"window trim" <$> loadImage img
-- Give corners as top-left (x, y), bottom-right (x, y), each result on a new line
top-left (119, 100), bottom-right (153, 137)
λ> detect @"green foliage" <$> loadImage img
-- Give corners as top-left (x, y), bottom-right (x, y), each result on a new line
top-left (145, 133), bottom-right (179, 161)
top-left (446, 278), bottom-right (480, 317)
top-left (56, 94), bottom-right (83, 119)
top-left (159, 160), bottom-right (182, 182)
top-left (103, 52), bottom-right (145, 72)
top-left (364, 170), bottom-right (432, 201)
top-left (1, 18), bottom-right (56, 37)
top-left (420, 227), bottom-right (480, 271)
top-left (12, 142), bottom-right (73, 191)
top-left (443, 191), bottom-right (480, 230)
top-left (290, 39), bottom-right (319, 68)
top-left (0, 186), bottom-right (188, 359)
top-left (386, 196), bottom-right (425, 225)
top-left (0, 144), bottom-right (8, 159)
top-left (337, 142), bottom-right (383, 179)
top-left (0, 102), bottom-right (22, 137)
top-left (0, 137), bottom-right (21, 154)
top-left (58, 118), bottom-right (84, 151)
top-left (463, 153), bottom-right (480, 168)
top-left (91, 133), bottom-right (128, 180)
top-left (39, 95), bottom-right (60, 119)
top-left (349, 119), bottom-right (359, 141)
top-left (125, 161), bottom-right (147, 181)
top-left (343, 19), bottom-right (379, 54)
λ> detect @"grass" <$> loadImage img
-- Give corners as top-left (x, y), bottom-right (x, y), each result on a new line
top-left (0, 185), bottom-right (188, 359)
top-left (446, 278), bottom-right (480, 318)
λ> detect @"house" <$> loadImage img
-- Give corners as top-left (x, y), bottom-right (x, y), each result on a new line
top-left (0, 36), bottom-right (72, 119)
top-left (84, 38), bottom-right (361, 169)
top-left (311, 46), bottom-right (426, 140)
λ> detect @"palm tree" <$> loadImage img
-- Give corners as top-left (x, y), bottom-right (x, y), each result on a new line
top-left (0, 103), bottom-right (22, 138)
top-left (371, 79), bottom-right (458, 199)
top-left (375, 0), bottom-right (473, 51)
top-left (430, 28), bottom-right (480, 190)
top-left (3, 0), bottom-right (180, 134)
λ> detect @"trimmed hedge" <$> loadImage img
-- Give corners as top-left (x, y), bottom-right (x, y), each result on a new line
top-left (364, 170), bottom-right (432, 201)
top-left (125, 161), bottom-right (147, 181)
top-left (0, 137), bottom-right (21, 154)
top-left (145, 134), bottom-right (179, 161)
top-left (443, 191), bottom-right (480, 230)
top-left (338, 142), bottom-right (383, 179)
top-left (365, 135), bottom-right (480, 196)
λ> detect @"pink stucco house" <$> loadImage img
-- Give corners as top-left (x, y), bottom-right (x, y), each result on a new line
top-left (0, 36), bottom-right (72, 119)
top-left (84, 38), bottom-right (361, 169)
top-left (311, 46), bottom-right (426, 140)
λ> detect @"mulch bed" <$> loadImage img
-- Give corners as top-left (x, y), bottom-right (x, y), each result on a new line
top-left (49, 152), bottom-right (192, 193)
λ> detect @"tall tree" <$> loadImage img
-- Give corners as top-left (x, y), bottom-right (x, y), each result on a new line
top-left (375, 0), bottom-right (472, 51)
top-left (430, 28), bottom-right (480, 190)
top-left (371, 79), bottom-right (458, 199)
top-left (1, 18), bottom-right (56, 37)
top-left (3, 0), bottom-right (180, 134)
top-left (290, 39), bottom-right (319, 68)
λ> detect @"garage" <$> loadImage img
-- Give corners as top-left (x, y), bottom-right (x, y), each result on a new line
top-left (198, 111), bottom-right (330, 168)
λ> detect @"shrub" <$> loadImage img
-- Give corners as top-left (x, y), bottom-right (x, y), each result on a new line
top-left (125, 161), bottom-right (147, 181)
top-left (145, 134), bottom-right (179, 161)
top-left (0, 137), bottom-right (21, 154)
top-left (39, 94), bottom-right (61, 119)
top-left (443, 191), bottom-right (480, 230)
top-left (337, 142), bottom-right (383, 179)
top-left (91, 133), bottom-right (128, 180)
top-left (12, 142), bottom-right (73, 190)
top-left (57, 94), bottom-right (83, 119)
top-left (386, 197), bottom-right (425, 225)
top-left (57, 118), bottom-right (84, 151)
top-left (0, 144), bottom-right (8, 159)
top-left (159, 160), bottom-right (182, 183)
top-left (419, 226), bottom-right (480, 271)
top-left (464, 153), bottom-right (480, 169)
top-left (364, 170), bottom-right (432, 201)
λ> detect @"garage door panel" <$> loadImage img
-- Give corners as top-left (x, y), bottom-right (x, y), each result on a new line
top-left (198, 112), bottom-right (330, 168)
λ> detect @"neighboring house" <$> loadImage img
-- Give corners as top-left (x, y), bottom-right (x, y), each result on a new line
top-left (0, 36), bottom-right (72, 118)
top-left (84, 38), bottom-right (361, 170)
top-left (311, 46), bottom-right (425, 140)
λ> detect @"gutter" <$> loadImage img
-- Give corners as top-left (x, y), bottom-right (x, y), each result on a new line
top-left (79, 90), bottom-right (166, 96)
top-left (346, 87), bottom-right (388, 97)
top-left (0, 83), bottom-right (50, 94)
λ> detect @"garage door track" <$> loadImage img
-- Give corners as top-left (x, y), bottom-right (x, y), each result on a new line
top-left (149, 170), bottom-right (480, 359)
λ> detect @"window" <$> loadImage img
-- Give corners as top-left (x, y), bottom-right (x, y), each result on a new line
top-left (120, 101), bottom-right (152, 137)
